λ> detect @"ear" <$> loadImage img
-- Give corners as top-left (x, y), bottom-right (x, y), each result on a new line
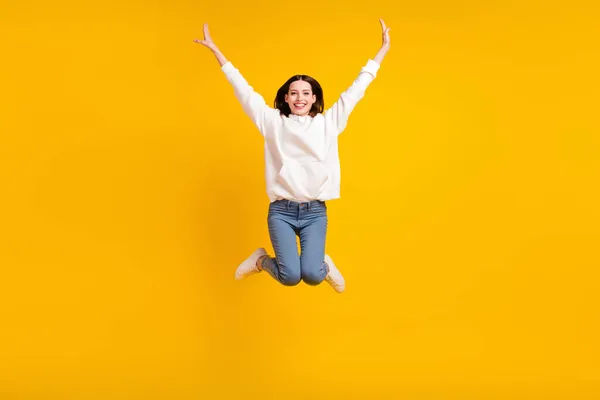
top-left (312, 94), bottom-right (316, 102)
top-left (285, 94), bottom-right (288, 102)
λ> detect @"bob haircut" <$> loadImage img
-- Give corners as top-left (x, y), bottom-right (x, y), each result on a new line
top-left (274, 75), bottom-right (324, 118)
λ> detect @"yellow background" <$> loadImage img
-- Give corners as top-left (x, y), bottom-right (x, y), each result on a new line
top-left (1, 0), bottom-right (599, 398)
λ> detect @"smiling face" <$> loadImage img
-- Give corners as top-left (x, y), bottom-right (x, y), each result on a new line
top-left (284, 80), bottom-right (317, 116)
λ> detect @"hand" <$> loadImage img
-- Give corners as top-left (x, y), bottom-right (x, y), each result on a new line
top-left (379, 19), bottom-right (391, 51)
top-left (373, 19), bottom-right (391, 64)
top-left (194, 23), bottom-right (228, 66)
top-left (194, 23), bottom-right (219, 53)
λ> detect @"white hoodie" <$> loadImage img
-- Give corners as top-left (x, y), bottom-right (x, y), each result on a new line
top-left (221, 59), bottom-right (380, 202)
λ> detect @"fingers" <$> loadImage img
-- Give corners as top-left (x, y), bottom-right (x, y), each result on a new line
top-left (203, 23), bottom-right (212, 41)
top-left (194, 23), bottom-right (217, 50)
top-left (193, 38), bottom-right (214, 50)
top-left (379, 19), bottom-right (391, 47)
top-left (380, 19), bottom-right (391, 40)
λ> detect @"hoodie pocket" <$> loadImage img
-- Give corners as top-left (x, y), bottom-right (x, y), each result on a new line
top-left (276, 161), bottom-right (329, 199)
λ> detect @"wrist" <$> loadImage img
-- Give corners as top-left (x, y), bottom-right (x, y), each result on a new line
top-left (374, 47), bottom-right (388, 63)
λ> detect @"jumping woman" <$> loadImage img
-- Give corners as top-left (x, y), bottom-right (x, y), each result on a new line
top-left (195, 20), bottom-right (391, 293)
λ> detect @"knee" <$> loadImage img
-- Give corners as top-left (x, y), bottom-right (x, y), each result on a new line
top-left (302, 269), bottom-right (326, 286)
top-left (280, 271), bottom-right (302, 286)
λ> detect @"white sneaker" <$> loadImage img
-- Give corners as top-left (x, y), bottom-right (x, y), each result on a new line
top-left (324, 254), bottom-right (345, 293)
top-left (235, 248), bottom-right (267, 280)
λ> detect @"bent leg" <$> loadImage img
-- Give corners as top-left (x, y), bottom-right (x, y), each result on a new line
top-left (262, 215), bottom-right (301, 286)
top-left (299, 212), bottom-right (328, 286)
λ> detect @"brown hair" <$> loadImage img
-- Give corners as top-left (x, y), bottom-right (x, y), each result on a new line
top-left (274, 75), bottom-right (324, 117)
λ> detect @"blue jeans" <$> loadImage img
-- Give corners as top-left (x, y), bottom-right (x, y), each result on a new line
top-left (260, 199), bottom-right (329, 286)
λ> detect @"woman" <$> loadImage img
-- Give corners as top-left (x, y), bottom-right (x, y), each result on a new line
top-left (195, 20), bottom-right (390, 293)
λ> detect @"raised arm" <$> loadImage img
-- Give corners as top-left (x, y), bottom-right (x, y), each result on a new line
top-left (324, 19), bottom-right (391, 135)
top-left (194, 24), bottom-right (276, 135)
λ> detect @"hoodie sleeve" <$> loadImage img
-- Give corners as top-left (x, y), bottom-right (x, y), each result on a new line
top-left (324, 59), bottom-right (381, 136)
top-left (221, 61), bottom-right (280, 136)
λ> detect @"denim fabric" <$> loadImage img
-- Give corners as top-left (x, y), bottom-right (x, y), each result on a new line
top-left (261, 199), bottom-right (328, 286)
